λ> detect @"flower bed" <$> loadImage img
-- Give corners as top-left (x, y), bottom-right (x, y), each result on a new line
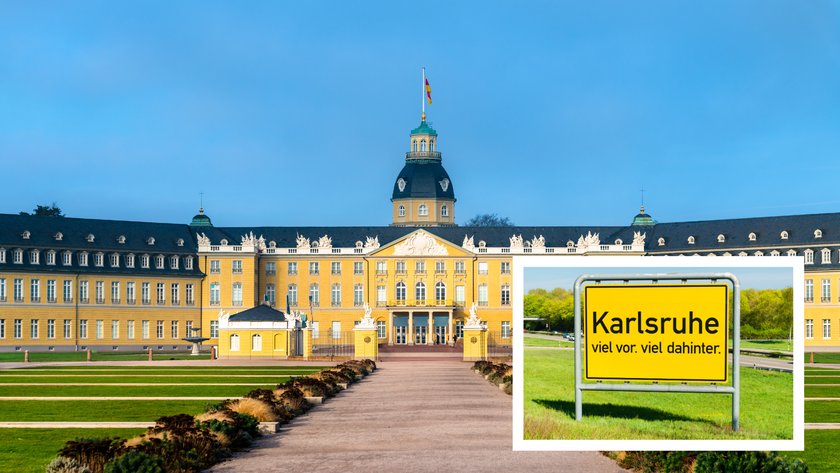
top-left (46, 360), bottom-right (377, 473)
top-left (473, 361), bottom-right (511, 395)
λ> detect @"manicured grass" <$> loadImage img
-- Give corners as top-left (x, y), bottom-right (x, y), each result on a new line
top-left (0, 375), bottom-right (291, 384)
top-left (0, 352), bottom-right (211, 362)
top-left (0, 428), bottom-right (144, 473)
top-left (809, 353), bottom-right (840, 364)
top-left (801, 376), bottom-right (840, 385)
top-left (805, 386), bottom-right (840, 398)
top-left (739, 339), bottom-right (792, 351)
top-left (524, 348), bottom-right (792, 440)
top-left (0, 383), bottom-right (280, 397)
top-left (0, 400), bottom-right (214, 422)
top-left (804, 401), bottom-right (840, 423)
top-left (523, 336), bottom-right (573, 348)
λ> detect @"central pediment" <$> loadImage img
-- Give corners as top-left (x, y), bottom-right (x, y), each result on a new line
top-left (371, 229), bottom-right (472, 257)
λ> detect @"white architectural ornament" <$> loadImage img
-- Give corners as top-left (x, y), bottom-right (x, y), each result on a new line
top-left (462, 235), bottom-right (475, 251)
top-left (530, 235), bottom-right (545, 249)
top-left (439, 178), bottom-right (450, 192)
top-left (218, 310), bottom-right (231, 328)
top-left (196, 233), bottom-right (210, 246)
top-left (256, 235), bottom-right (266, 251)
top-left (397, 178), bottom-right (407, 192)
top-left (315, 235), bottom-right (332, 249)
top-left (355, 303), bottom-right (377, 330)
top-left (364, 236), bottom-right (380, 249)
top-left (394, 230), bottom-right (448, 256)
top-left (633, 231), bottom-right (646, 246)
top-left (509, 234), bottom-right (524, 249)
top-left (576, 231), bottom-right (600, 248)
top-left (296, 234), bottom-right (311, 250)
top-left (464, 303), bottom-right (484, 329)
top-left (241, 231), bottom-right (257, 247)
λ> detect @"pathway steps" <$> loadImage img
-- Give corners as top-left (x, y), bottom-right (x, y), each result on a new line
top-left (211, 361), bottom-right (624, 473)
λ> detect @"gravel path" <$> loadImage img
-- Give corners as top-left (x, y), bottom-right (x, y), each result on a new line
top-left (211, 361), bottom-right (625, 473)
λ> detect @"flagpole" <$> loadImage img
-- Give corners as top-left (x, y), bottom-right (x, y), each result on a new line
top-left (422, 67), bottom-right (426, 120)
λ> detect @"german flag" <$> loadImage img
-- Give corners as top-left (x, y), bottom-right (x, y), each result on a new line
top-left (425, 77), bottom-right (432, 105)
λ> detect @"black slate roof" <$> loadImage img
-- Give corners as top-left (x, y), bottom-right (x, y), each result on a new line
top-left (228, 304), bottom-right (286, 322)
top-left (391, 161), bottom-right (455, 200)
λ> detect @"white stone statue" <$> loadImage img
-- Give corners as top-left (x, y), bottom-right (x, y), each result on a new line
top-left (509, 234), bottom-right (524, 249)
top-left (465, 302), bottom-right (484, 329)
top-left (577, 231), bottom-right (600, 248)
top-left (394, 230), bottom-right (448, 256)
top-left (218, 309), bottom-right (230, 327)
top-left (356, 303), bottom-right (377, 329)
top-left (530, 235), bottom-right (545, 249)
top-left (364, 236), bottom-right (380, 249)
top-left (633, 231), bottom-right (646, 246)
top-left (316, 235), bottom-right (332, 249)
top-left (196, 233), bottom-right (210, 246)
top-left (296, 234), bottom-right (310, 250)
top-left (241, 231), bottom-right (256, 247)
top-left (462, 235), bottom-right (475, 251)
top-left (256, 235), bottom-right (267, 251)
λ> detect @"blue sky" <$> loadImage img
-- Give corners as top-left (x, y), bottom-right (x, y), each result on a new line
top-left (1, 2), bottom-right (839, 227)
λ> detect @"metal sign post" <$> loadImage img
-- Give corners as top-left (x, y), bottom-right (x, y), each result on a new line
top-left (573, 272), bottom-right (740, 431)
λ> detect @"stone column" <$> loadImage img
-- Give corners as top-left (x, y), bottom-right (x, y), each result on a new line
top-left (408, 311), bottom-right (414, 345)
top-left (448, 310), bottom-right (454, 346)
top-left (388, 311), bottom-right (394, 346)
top-left (427, 312), bottom-right (434, 345)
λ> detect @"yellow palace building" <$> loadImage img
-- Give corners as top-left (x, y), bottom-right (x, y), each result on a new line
top-left (0, 112), bottom-right (839, 354)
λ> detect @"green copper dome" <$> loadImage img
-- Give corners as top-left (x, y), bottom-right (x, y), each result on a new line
top-left (631, 206), bottom-right (655, 226)
top-left (190, 209), bottom-right (213, 227)
top-left (410, 120), bottom-right (437, 136)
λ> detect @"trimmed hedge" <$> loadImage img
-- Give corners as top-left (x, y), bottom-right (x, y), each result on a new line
top-left (615, 451), bottom-right (808, 473)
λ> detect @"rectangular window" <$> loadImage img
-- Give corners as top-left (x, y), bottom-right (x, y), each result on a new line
top-left (63, 252), bottom-right (72, 266)
top-left (111, 320), bottom-right (119, 339)
top-left (126, 254), bottom-right (135, 268)
top-left (95, 281), bottom-right (104, 304)
top-left (288, 262), bottom-right (298, 275)
top-left (478, 284), bottom-right (488, 306)
top-left (501, 284), bottom-right (511, 305)
top-left (13, 249), bottom-right (23, 264)
top-left (478, 262), bottom-right (488, 275)
top-left (111, 281), bottom-right (120, 304)
top-left (805, 251), bottom-right (814, 264)
top-left (806, 319), bottom-right (814, 339)
top-left (47, 279), bottom-right (56, 303)
top-left (79, 281), bottom-right (89, 303)
top-left (47, 319), bottom-right (55, 339)
top-left (0, 319), bottom-right (4, 339)
top-left (30, 250), bottom-right (39, 264)
top-left (354, 284), bottom-right (364, 306)
top-left (171, 283), bottom-right (180, 305)
top-left (455, 285), bottom-right (465, 305)
top-left (30, 319), bottom-right (39, 339)
top-left (110, 253), bottom-right (119, 267)
top-left (127, 282), bottom-right (136, 304)
top-left (156, 283), bottom-right (165, 304)
top-left (0, 248), bottom-right (5, 263)
top-left (310, 284), bottom-right (320, 306)
top-left (79, 320), bottom-right (87, 339)
top-left (232, 260), bottom-right (242, 274)
top-left (142, 320), bottom-right (150, 339)
top-left (184, 256), bottom-right (193, 270)
top-left (501, 262), bottom-right (511, 274)
top-left (377, 320), bottom-right (386, 339)
top-left (210, 282), bottom-right (220, 305)
top-left (46, 251), bottom-right (55, 265)
top-left (415, 261), bottom-right (425, 273)
top-left (501, 321), bottom-right (511, 339)
top-left (824, 319), bottom-right (832, 339)
top-left (312, 321), bottom-right (319, 339)
top-left (376, 285), bottom-right (386, 305)
top-left (435, 261), bottom-right (445, 274)
top-left (14, 319), bottom-right (22, 338)
top-left (456, 320), bottom-right (464, 339)
top-left (331, 321), bottom-right (341, 339)
top-left (94, 253), bottom-right (104, 267)
top-left (376, 261), bottom-right (387, 275)
top-left (288, 284), bottom-right (298, 306)
top-left (396, 261), bottom-right (406, 274)
top-left (210, 260), bottom-right (220, 273)
top-left (14, 278), bottom-right (24, 302)
top-left (171, 321), bottom-right (178, 339)
top-left (455, 261), bottom-right (465, 274)
top-left (0, 278), bottom-right (5, 302)
top-left (266, 284), bottom-right (276, 304)
top-left (265, 262), bottom-right (276, 275)
top-left (309, 262), bottom-right (319, 275)
top-left (95, 320), bottom-right (103, 339)
top-left (822, 279), bottom-right (831, 303)
top-left (805, 279), bottom-right (814, 303)
top-left (63, 280), bottom-right (72, 303)
top-left (331, 262), bottom-right (341, 275)
top-left (186, 320), bottom-right (193, 336)
top-left (232, 283), bottom-right (243, 306)
top-left (186, 284), bottom-right (194, 305)
top-left (30, 279), bottom-right (40, 303)
top-left (170, 255), bottom-right (179, 269)
top-left (140, 254), bottom-right (149, 268)
top-left (354, 262), bottom-right (363, 275)
top-left (157, 320), bottom-right (164, 339)
top-left (210, 320), bottom-right (219, 339)
top-left (63, 320), bottom-right (71, 339)
top-left (331, 283), bottom-right (341, 306)
top-left (127, 320), bottom-right (135, 339)
top-left (155, 255), bottom-right (164, 269)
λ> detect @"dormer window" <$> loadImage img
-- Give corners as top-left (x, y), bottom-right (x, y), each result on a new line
top-left (46, 250), bottom-right (55, 265)
top-left (566, 241), bottom-right (575, 248)
top-left (787, 249), bottom-right (796, 257)
top-left (717, 234), bottom-right (725, 243)
top-left (86, 233), bottom-right (95, 243)
top-left (220, 239), bottom-right (228, 245)
top-left (110, 253), bottom-right (119, 268)
top-left (146, 237), bottom-right (155, 245)
top-left (54, 232), bottom-right (63, 241)
top-left (821, 248), bottom-right (831, 264)
top-left (170, 255), bottom-right (179, 269)
top-left (0, 248), bottom-right (6, 263)
top-left (21, 230), bottom-right (30, 240)
top-left (615, 239), bottom-right (623, 245)
top-left (13, 248), bottom-right (23, 264)
top-left (94, 253), bottom-right (104, 267)
top-left (804, 249), bottom-right (814, 264)
top-left (478, 241), bottom-right (486, 248)
top-left (687, 236), bottom-right (695, 245)
top-left (815, 229), bottom-right (823, 239)
top-left (140, 254), bottom-right (150, 268)
top-left (658, 237), bottom-right (665, 246)
top-left (754, 251), bottom-right (764, 257)
top-left (269, 241), bottom-right (277, 248)
top-left (185, 256), bottom-right (193, 270)
top-left (770, 250), bottom-right (780, 256)
top-left (125, 254), bottom-right (135, 268)
top-left (748, 232), bottom-right (757, 241)
top-left (62, 251), bottom-right (72, 266)
top-left (78, 252), bottom-right (88, 266)
top-left (176, 238), bottom-right (184, 247)
top-left (780, 231), bottom-right (789, 240)
top-left (723, 252), bottom-right (732, 256)
top-left (738, 251), bottom-right (748, 257)
top-left (155, 255), bottom-right (164, 269)
top-left (117, 235), bottom-right (126, 244)
top-left (29, 249), bottom-right (40, 264)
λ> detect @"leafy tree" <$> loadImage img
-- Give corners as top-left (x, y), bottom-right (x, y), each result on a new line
top-left (20, 202), bottom-right (64, 217)
top-left (524, 287), bottom-right (574, 331)
top-left (464, 213), bottom-right (514, 227)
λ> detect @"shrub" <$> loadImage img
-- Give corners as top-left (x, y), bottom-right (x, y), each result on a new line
top-left (274, 386), bottom-right (310, 415)
top-left (103, 450), bottom-right (164, 473)
top-left (46, 456), bottom-right (92, 473)
top-left (616, 451), bottom-right (694, 472)
top-left (694, 451), bottom-right (808, 473)
top-left (227, 398), bottom-right (278, 422)
top-left (292, 377), bottom-right (331, 397)
top-left (196, 410), bottom-right (259, 449)
top-left (337, 362), bottom-right (368, 377)
top-left (323, 369), bottom-right (354, 384)
top-left (129, 414), bottom-right (224, 473)
top-left (58, 437), bottom-right (125, 473)
top-left (310, 372), bottom-right (341, 394)
top-left (359, 358), bottom-right (376, 371)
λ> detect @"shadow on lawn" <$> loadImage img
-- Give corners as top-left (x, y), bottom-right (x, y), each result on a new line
top-left (534, 399), bottom-right (717, 425)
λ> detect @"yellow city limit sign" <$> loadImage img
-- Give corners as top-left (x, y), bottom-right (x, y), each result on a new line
top-left (584, 284), bottom-right (729, 382)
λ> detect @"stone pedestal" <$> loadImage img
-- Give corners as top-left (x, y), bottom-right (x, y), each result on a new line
top-left (354, 328), bottom-right (378, 360)
top-left (463, 326), bottom-right (487, 361)
top-left (302, 328), bottom-right (313, 360)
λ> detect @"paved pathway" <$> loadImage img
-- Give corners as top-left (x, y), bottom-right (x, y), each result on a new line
top-left (212, 361), bottom-right (624, 473)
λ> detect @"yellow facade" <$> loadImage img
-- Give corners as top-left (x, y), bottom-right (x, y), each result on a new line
top-left (804, 269), bottom-right (840, 347)
top-left (353, 328), bottom-right (378, 360)
top-left (217, 327), bottom-right (291, 359)
top-left (463, 327), bottom-right (488, 361)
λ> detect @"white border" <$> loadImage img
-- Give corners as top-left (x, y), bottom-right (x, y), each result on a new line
top-left (511, 255), bottom-right (804, 451)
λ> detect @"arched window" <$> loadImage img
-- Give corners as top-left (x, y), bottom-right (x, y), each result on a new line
top-left (687, 236), bottom-right (695, 245)
top-left (230, 334), bottom-right (240, 351)
top-left (822, 248), bottom-right (831, 264)
top-left (815, 229), bottom-right (823, 239)
top-left (430, 139), bottom-right (435, 151)
top-left (717, 234), bottom-right (725, 243)
top-left (412, 140), bottom-right (417, 152)
top-left (398, 205), bottom-right (406, 217)
top-left (748, 232), bottom-right (757, 241)
top-left (780, 231), bottom-right (789, 240)
top-left (657, 237), bottom-right (665, 246)
top-left (435, 282), bottom-right (446, 302)
top-left (418, 204), bottom-right (428, 216)
top-left (395, 282), bottom-right (406, 302)
top-left (420, 140), bottom-right (427, 152)
top-left (415, 282), bottom-right (426, 303)
top-left (441, 205), bottom-right (448, 217)
top-left (252, 334), bottom-right (262, 351)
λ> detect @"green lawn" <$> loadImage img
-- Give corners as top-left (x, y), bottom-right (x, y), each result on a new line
top-left (739, 339), bottom-right (792, 351)
top-left (524, 348), bottom-right (792, 440)
top-left (0, 384), bottom-right (279, 397)
top-left (523, 336), bottom-right (573, 348)
top-left (0, 400), bottom-right (214, 421)
top-left (805, 386), bottom-right (840, 398)
top-left (0, 375), bottom-right (291, 384)
top-left (0, 352), bottom-right (211, 362)
top-left (809, 353), bottom-right (840, 364)
top-left (0, 428), bottom-right (144, 473)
